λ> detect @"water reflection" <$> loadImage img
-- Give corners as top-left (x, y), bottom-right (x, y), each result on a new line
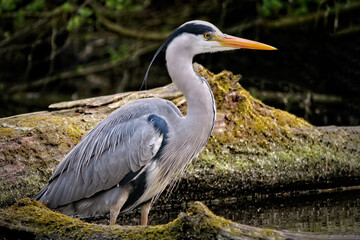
top-left (106, 189), bottom-right (360, 235)
top-left (212, 190), bottom-right (360, 234)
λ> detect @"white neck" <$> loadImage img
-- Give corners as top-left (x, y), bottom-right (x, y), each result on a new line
top-left (165, 35), bottom-right (215, 123)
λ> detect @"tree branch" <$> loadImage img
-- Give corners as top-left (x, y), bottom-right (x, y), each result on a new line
top-left (0, 18), bottom-right (50, 47)
top-left (98, 16), bottom-right (169, 40)
top-left (8, 43), bottom-right (160, 93)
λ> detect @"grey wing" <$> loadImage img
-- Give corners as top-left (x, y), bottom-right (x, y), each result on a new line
top-left (37, 112), bottom-right (164, 209)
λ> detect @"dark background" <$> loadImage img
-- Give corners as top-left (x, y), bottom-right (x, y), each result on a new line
top-left (0, 0), bottom-right (359, 126)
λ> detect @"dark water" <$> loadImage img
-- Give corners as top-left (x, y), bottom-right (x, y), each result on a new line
top-left (113, 188), bottom-right (360, 235)
top-left (210, 189), bottom-right (360, 235)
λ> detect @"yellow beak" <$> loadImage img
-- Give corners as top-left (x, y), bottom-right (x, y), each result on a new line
top-left (216, 35), bottom-right (277, 50)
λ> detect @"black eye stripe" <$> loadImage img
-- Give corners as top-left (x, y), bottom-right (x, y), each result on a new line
top-left (177, 23), bottom-right (214, 36)
top-left (166, 23), bottom-right (215, 45)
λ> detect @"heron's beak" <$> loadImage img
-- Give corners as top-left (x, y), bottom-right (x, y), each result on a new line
top-left (215, 34), bottom-right (277, 50)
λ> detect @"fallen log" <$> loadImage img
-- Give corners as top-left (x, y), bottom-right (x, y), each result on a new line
top-left (0, 63), bottom-right (359, 210)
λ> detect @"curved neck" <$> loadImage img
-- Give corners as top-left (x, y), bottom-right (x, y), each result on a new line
top-left (165, 41), bottom-right (215, 122)
top-left (152, 38), bottom-right (217, 197)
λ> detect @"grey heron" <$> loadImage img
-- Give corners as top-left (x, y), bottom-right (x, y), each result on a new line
top-left (35, 20), bottom-right (276, 225)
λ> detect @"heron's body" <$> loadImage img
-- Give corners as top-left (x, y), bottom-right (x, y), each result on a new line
top-left (35, 20), bottom-right (275, 225)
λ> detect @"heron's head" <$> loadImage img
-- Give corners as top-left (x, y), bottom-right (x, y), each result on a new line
top-left (144, 20), bottom-right (276, 83)
top-left (166, 20), bottom-right (276, 55)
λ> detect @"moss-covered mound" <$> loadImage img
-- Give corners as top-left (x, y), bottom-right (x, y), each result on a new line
top-left (0, 198), bottom-right (181, 239)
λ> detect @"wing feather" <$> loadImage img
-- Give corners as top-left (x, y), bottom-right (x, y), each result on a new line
top-left (37, 100), bottom-right (169, 208)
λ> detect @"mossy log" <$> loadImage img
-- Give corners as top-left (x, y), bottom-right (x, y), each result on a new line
top-left (1, 198), bottom-right (353, 240)
top-left (0, 63), bottom-right (359, 210)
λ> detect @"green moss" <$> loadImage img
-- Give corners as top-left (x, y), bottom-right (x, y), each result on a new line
top-left (1, 199), bottom-right (274, 239)
top-left (4, 198), bottom-right (103, 239)
top-left (191, 132), bottom-right (359, 196)
top-left (0, 127), bottom-right (17, 139)
top-left (195, 65), bottom-right (311, 155)
top-left (1, 198), bottom-right (214, 239)
top-left (15, 115), bottom-right (85, 143)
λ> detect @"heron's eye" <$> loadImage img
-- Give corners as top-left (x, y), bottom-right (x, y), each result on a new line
top-left (203, 33), bottom-right (211, 39)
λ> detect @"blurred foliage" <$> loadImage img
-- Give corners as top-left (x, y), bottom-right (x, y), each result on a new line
top-left (0, 0), bottom-right (145, 33)
top-left (108, 44), bottom-right (128, 63)
top-left (105, 0), bottom-right (142, 12)
top-left (0, 0), bottom-right (45, 13)
top-left (14, 9), bottom-right (24, 28)
top-left (26, 0), bottom-right (45, 12)
top-left (1, 0), bottom-right (355, 32)
top-left (261, 0), bottom-right (355, 17)
top-left (0, 0), bottom-right (355, 32)
top-left (67, 6), bottom-right (93, 31)
top-left (0, 0), bottom-right (21, 12)
top-left (261, 0), bottom-right (284, 17)
top-left (61, 2), bottom-right (75, 12)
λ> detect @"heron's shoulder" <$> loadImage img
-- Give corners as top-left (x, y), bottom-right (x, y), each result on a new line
top-left (122, 97), bottom-right (174, 108)
top-left (124, 97), bottom-right (171, 107)
top-left (109, 98), bottom-right (182, 120)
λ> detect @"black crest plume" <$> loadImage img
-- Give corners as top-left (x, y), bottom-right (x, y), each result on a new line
top-left (141, 22), bottom-right (214, 90)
